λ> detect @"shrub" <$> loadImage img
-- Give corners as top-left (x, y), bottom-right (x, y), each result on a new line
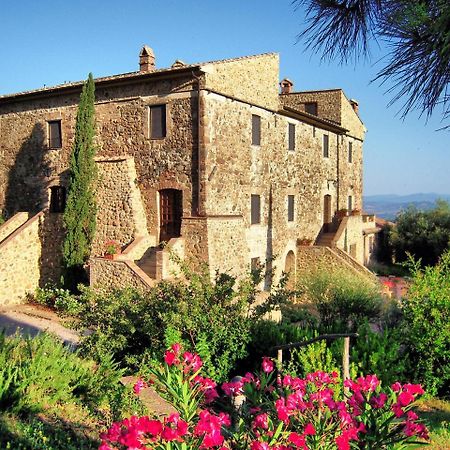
top-left (401, 251), bottom-right (450, 395)
top-left (100, 345), bottom-right (430, 450)
top-left (297, 269), bottom-right (383, 331)
top-left (70, 263), bottom-right (292, 382)
top-left (32, 284), bottom-right (81, 316)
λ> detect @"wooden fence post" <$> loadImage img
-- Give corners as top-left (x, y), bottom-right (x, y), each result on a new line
top-left (343, 336), bottom-right (350, 384)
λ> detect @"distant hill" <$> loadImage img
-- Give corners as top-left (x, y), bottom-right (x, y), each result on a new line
top-left (363, 193), bottom-right (450, 221)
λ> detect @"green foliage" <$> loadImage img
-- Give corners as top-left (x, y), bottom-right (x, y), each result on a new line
top-left (297, 269), bottom-right (383, 331)
top-left (32, 284), bottom-right (81, 316)
top-left (401, 250), bottom-right (450, 395)
top-left (0, 333), bottom-right (135, 421)
top-left (391, 200), bottom-right (450, 266)
top-left (67, 262), bottom-right (291, 382)
top-left (63, 73), bottom-right (97, 284)
top-left (350, 322), bottom-right (408, 387)
top-left (374, 223), bottom-right (394, 265)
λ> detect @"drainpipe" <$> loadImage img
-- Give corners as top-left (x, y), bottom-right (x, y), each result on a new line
top-left (336, 133), bottom-right (340, 211)
top-left (192, 70), bottom-right (205, 216)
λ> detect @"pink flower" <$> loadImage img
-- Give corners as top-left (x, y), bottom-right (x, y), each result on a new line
top-left (164, 349), bottom-right (178, 366)
top-left (288, 432), bottom-right (306, 448)
top-left (304, 423), bottom-right (316, 435)
top-left (397, 391), bottom-right (414, 407)
top-left (262, 357), bottom-right (275, 373)
top-left (253, 413), bottom-right (269, 430)
top-left (250, 441), bottom-right (271, 450)
top-left (99, 443), bottom-right (112, 450)
top-left (133, 378), bottom-right (145, 395)
top-left (370, 392), bottom-right (387, 409)
top-left (391, 382), bottom-right (402, 392)
top-left (171, 343), bottom-right (182, 354)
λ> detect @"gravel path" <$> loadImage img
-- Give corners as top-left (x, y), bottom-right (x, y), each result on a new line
top-left (0, 303), bottom-right (80, 346)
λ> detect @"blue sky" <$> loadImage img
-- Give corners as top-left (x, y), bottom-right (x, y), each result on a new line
top-left (1, 0), bottom-right (449, 195)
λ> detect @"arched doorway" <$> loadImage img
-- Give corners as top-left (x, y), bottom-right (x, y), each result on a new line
top-left (159, 189), bottom-right (182, 242)
top-left (323, 194), bottom-right (332, 232)
top-left (284, 250), bottom-right (296, 290)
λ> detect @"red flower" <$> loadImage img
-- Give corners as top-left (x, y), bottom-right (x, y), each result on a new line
top-left (262, 357), bottom-right (274, 373)
top-left (304, 423), bottom-right (316, 435)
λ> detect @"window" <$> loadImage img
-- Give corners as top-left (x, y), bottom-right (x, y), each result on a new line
top-left (252, 114), bottom-right (261, 146)
top-left (251, 257), bottom-right (260, 273)
top-left (251, 194), bottom-right (261, 224)
top-left (323, 134), bottom-right (329, 158)
top-left (288, 123), bottom-right (295, 151)
top-left (48, 120), bottom-right (62, 148)
top-left (150, 104), bottom-right (166, 139)
top-left (49, 186), bottom-right (66, 213)
top-left (287, 195), bottom-right (295, 222)
top-left (305, 102), bottom-right (318, 116)
top-left (348, 141), bottom-right (353, 163)
top-left (348, 195), bottom-right (353, 212)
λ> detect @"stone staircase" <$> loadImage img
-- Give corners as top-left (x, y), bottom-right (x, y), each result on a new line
top-left (315, 232), bottom-right (336, 247)
top-left (137, 247), bottom-right (159, 279)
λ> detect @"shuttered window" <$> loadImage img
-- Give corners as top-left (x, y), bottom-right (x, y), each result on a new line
top-left (288, 123), bottom-right (295, 151)
top-left (288, 195), bottom-right (295, 222)
top-left (323, 134), bottom-right (329, 158)
top-left (348, 141), bottom-right (353, 163)
top-left (251, 194), bottom-right (261, 224)
top-left (48, 120), bottom-right (62, 148)
top-left (252, 114), bottom-right (261, 146)
top-left (150, 105), bottom-right (166, 138)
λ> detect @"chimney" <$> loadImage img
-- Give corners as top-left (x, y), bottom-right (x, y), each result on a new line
top-left (280, 78), bottom-right (294, 94)
top-left (139, 45), bottom-right (155, 72)
top-left (350, 99), bottom-right (359, 114)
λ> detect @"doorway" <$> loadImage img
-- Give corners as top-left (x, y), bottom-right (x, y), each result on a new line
top-left (159, 189), bottom-right (182, 242)
top-left (323, 195), bottom-right (332, 232)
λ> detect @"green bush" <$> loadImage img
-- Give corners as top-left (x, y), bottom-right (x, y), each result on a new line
top-left (350, 322), bottom-right (408, 386)
top-left (32, 284), bottom-right (81, 316)
top-left (297, 269), bottom-right (383, 331)
top-left (0, 333), bottom-right (137, 421)
top-left (401, 251), bottom-right (450, 395)
top-left (70, 263), bottom-right (292, 382)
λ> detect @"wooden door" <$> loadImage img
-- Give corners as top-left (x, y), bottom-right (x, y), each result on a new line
top-left (323, 195), bottom-right (332, 232)
top-left (159, 189), bottom-right (182, 242)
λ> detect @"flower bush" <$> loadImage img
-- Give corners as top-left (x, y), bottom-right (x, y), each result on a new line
top-left (99, 344), bottom-right (429, 450)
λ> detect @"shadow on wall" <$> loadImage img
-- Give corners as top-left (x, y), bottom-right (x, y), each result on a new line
top-left (3, 123), bottom-right (50, 218)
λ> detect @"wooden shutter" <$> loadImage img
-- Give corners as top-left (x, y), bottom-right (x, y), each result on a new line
top-left (288, 195), bottom-right (294, 221)
top-left (288, 124), bottom-right (295, 151)
top-left (252, 115), bottom-right (261, 146)
top-left (48, 121), bottom-right (62, 148)
top-left (323, 134), bottom-right (329, 158)
top-left (150, 105), bottom-right (166, 138)
top-left (251, 194), bottom-right (261, 224)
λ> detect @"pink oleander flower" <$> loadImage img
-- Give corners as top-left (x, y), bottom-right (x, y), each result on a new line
top-left (133, 378), bottom-right (146, 395)
top-left (253, 413), bottom-right (269, 430)
top-left (251, 441), bottom-right (271, 450)
top-left (370, 392), bottom-right (387, 409)
top-left (183, 351), bottom-right (203, 373)
top-left (304, 423), bottom-right (316, 436)
top-left (221, 380), bottom-right (243, 397)
top-left (262, 357), bottom-right (275, 373)
top-left (335, 427), bottom-right (358, 450)
top-left (164, 349), bottom-right (178, 366)
top-left (397, 390), bottom-right (415, 407)
top-left (288, 432), bottom-right (307, 448)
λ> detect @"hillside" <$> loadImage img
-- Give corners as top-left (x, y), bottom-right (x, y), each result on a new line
top-left (363, 193), bottom-right (450, 220)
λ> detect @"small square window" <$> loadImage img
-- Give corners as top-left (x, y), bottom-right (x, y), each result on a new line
top-left (323, 134), bottom-right (329, 158)
top-left (48, 120), bottom-right (62, 148)
top-left (287, 195), bottom-right (295, 222)
top-left (150, 104), bottom-right (166, 139)
top-left (252, 114), bottom-right (261, 146)
top-left (305, 102), bottom-right (318, 115)
top-left (251, 194), bottom-right (261, 224)
top-left (49, 186), bottom-right (66, 213)
top-left (348, 142), bottom-right (353, 163)
top-left (288, 123), bottom-right (295, 151)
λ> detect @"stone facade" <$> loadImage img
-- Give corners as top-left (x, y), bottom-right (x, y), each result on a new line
top-left (0, 47), bottom-right (376, 299)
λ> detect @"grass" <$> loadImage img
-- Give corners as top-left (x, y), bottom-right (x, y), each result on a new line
top-left (408, 397), bottom-right (450, 449)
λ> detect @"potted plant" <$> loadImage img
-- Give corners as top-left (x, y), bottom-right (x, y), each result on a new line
top-left (104, 240), bottom-right (121, 260)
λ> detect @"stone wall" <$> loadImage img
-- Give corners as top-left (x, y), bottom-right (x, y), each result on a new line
top-left (89, 257), bottom-right (156, 292)
top-left (0, 212), bottom-right (29, 242)
top-left (0, 212), bottom-right (43, 305)
top-left (93, 157), bottom-right (151, 256)
top-left (201, 92), bottom-right (351, 282)
top-left (203, 53), bottom-right (280, 110)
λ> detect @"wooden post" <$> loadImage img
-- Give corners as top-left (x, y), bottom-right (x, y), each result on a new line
top-left (343, 336), bottom-right (350, 383)
top-left (277, 349), bottom-right (283, 368)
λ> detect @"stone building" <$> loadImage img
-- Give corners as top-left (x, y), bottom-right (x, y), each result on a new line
top-left (0, 46), bottom-right (378, 304)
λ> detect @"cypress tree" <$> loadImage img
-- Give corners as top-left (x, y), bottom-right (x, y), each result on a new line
top-left (62, 73), bottom-right (97, 285)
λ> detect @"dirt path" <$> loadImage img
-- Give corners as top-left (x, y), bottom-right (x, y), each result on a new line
top-left (0, 303), bottom-right (80, 346)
